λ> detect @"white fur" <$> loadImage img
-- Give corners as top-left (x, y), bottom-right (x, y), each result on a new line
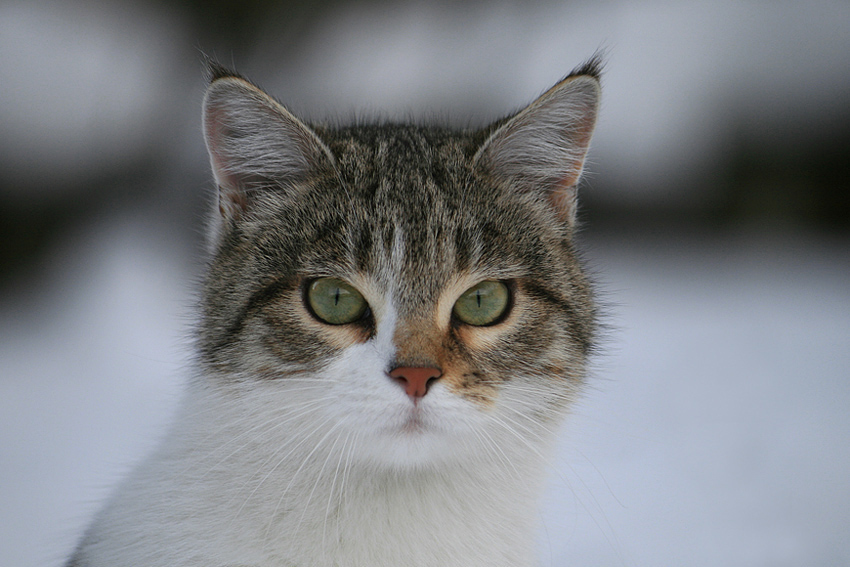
top-left (76, 290), bottom-right (565, 566)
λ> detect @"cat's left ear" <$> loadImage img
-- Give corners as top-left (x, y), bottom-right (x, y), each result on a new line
top-left (202, 68), bottom-right (335, 225)
top-left (474, 65), bottom-right (600, 227)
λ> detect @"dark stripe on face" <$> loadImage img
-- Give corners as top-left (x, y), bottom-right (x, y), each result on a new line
top-left (353, 223), bottom-right (373, 273)
top-left (246, 277), bottom-right (300, 319)
top-left (213, 277), bottom-right (299, 353)
top-left (452, 223), bottom-right (477, 273)
top-left (521, 279), bottom-right (594, 355)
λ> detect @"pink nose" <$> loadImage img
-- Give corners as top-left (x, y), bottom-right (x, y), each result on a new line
top-left (388, 366), bottom-right (442, 399)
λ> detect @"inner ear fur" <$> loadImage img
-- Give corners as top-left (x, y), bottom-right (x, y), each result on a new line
top-left (474, 70), bottom-right (601, 227)
top-left (202, 73), bottom-right (335, 223)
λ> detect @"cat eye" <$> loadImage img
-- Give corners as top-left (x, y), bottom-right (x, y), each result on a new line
top-left (452, 280), bottom-right (510, 326)
top-left (307, 278), bottom-right (369, 325)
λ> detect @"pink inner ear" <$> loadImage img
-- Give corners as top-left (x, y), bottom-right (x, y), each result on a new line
top-left (204, 101), bottom-right (253, 221)
top-left (549, 185), bottom-right (578, 222)
top-left (204, 106), bottom-right (233, 188)
top-left (218, 187), bottom-right (249, 220)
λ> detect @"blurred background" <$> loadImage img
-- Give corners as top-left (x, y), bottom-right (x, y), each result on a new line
top-left (1, 1), bottom-right (848, 566)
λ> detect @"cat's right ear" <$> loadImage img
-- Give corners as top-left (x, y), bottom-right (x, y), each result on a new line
top-left (473, 61), bottom-right (601, 229)
top-left (202, 70), bottom-right (334, 227)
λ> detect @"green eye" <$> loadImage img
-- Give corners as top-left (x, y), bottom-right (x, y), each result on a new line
top-left (452, 280), bottom-right (510, 326)
top-left (307, 278), bottom-right (368, 325)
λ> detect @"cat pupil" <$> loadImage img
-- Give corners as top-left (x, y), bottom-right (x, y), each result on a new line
top-left (306, 278), bottom-right (367, 325)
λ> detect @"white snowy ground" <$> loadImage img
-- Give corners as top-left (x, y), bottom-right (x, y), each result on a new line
top-left (539, 231), bottom-right (850, 566)
top-left (1, 214), bottom-right (847, 567)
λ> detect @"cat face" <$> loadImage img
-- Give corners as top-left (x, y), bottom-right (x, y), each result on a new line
top-left (198, 64), bottom-right (599, 469)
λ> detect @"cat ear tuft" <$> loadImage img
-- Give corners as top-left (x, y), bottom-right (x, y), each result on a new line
top-left (203, 57), bottom-right (242, 84)
top-left (202, 75), bottom-right (334, 225)
top-left (474, 68), bottom-right (600, 227)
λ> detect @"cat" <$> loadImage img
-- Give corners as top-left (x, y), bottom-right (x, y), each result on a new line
top-left (66, 56), bottom-right (601, 567)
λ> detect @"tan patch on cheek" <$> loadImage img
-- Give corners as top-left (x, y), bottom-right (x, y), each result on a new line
top-left (396, 330), bottom-right (498, 408)
top-left (392, 316), bottom-right (443, 367)
top-left (393, 276), bottom-right (529, 408)
top-left (390, 311), bottom-right (492, 405)
top-left (311, 322), bottom-right (372, 349)
top-left (440, 360), bottom-right (499, 408)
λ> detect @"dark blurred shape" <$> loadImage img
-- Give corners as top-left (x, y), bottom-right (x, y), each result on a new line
top-left (183, 0), bottom-right (358, 55)
top-left (719, 112), bottom-right (850, 230)
top-left (2, 0), bottom-right (849, 296)
top-left (582, 105), bottom-right (850, 235)
top-left (182, 0), bottom-right (278, 45)
top-left (0, 170), bottom-right (141, 289)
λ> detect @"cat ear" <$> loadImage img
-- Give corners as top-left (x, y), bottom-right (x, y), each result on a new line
top-left (202, 70), bottom-right (334, 223)
top-left (474, 66), bottom-right (600, 227)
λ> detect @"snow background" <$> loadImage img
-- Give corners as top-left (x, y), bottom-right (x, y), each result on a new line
top-left (1, 1), bottom-right (849, 565)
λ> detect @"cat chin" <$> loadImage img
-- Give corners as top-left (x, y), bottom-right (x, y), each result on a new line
top-left (353, 429), bottom-right (477, 471)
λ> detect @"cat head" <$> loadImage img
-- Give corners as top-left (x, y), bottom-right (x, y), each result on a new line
top-left (198, 60), bottom-right (600, 469)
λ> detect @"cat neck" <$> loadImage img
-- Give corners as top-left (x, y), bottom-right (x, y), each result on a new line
top-left (151, 380), bottom-right (553, 566)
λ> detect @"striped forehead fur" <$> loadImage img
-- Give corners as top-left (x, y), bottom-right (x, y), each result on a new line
top-left (198, 106), bottom-right (599, 366)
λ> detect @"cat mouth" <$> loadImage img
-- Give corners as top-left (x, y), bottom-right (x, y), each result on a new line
top-left (399, 408), bottom-right (428, 434)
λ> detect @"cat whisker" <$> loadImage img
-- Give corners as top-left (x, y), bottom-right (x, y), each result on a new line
top-left (467, 425), bottom-right (522, 482)
top-left (262, 419), bottom-right (346, 545)
top-left (493, 407), bottom-right (625, 562)
top-left (185, 396), bottom-right (330, 480)
top-left (229, 412), bottom-right (340, 529)
top-left (266, 418), bottom-right (348, 535)
top-left (321, 429), bottom-right (354, 559)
